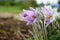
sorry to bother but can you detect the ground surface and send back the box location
[0,13,33,40]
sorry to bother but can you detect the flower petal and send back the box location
[41,7,55,27]
[20,7,40,25]
[41,7,53,17]
[24,16,34,24]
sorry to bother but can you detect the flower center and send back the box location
[32,15,37,20]
[47,14,51,19]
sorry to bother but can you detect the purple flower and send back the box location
[41,7,55,27]
[20,7,40,25]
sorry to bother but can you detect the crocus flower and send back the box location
[41,7,55,27]
[20,7,40,25]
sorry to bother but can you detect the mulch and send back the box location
[0,17,33,40]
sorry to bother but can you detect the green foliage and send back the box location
[0,0,37,9]
[0,6,22,14]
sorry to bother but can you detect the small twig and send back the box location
[18,30,27,40]
[28,29,33,36]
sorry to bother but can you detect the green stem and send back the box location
[43,20,48,40]
[32,23,39,40]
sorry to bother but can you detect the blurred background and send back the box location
[0,0,59,13]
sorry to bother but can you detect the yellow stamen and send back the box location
[48,14,51,19]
